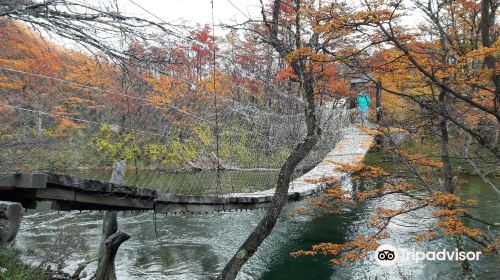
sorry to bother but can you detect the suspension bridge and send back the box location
[0,43,373,218]
[0,125,373,214]
[0,18,375,249]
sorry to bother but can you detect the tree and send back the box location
[289,1,499,279]
[219,0,327,278]
[1,2,181,279]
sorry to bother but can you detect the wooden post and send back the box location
[0,201,23,246]
[95,230,130,280]
[110,160,126,184]
[95,160,127,280]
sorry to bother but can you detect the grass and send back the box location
[391,136,500,176]
[363,149,386,166]
[0,249,45,280]
[364,136,500,180]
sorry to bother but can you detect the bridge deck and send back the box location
[0,126,373,213]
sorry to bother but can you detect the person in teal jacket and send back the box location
[357,90,371,124]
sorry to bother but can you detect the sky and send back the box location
[29,0,262,55]
[37,0,425,54]
[115,0,424,34]
[116,0,261,33]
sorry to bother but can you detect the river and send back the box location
[14,172,500,279]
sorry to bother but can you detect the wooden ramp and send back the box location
[0,126,373,214]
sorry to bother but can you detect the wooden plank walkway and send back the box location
[0,126,373,214]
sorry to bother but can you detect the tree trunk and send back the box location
[219,61,320,279]
[217,133,319,280]
[454,235,476,280]
[374,80,383,149]
[434,18,477,277]
[439,90,453,194]
[95,160,127,280]
[218,52,321,280]
[480,0,500,112]
[95,231,130,280]
[439,90,476,278]
[218,1,322,278]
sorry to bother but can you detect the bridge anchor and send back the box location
[0,201,23,246]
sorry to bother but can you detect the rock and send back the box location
[0,201,23,246]
[187,161,203,172]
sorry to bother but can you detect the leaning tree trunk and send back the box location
[217,1,324,278]
[95,160,129,280]
[218,58,321,279]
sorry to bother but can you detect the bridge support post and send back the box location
[95,215,130,280]
[0,201,23,246]
[96,160,128,280]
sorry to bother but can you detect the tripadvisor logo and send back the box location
[375,244,398,267]
[375,244,482,267]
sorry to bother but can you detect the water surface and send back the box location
[14,174,500,279]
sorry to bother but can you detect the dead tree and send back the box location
[95,160,128,280]
[95,231,130,280]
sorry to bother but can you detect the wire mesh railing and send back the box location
[0,66,352,196]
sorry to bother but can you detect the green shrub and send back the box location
[0,249,45,280]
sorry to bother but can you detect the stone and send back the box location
[0,201,23,245]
